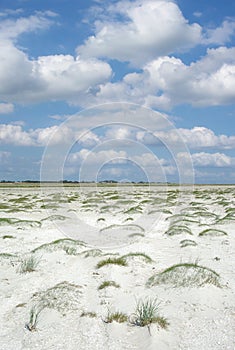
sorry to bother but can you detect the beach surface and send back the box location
[0,184,234,349]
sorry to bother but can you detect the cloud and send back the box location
[177,152,235,168]
[204,20,235,45]
[78,0,202,67]
[68,149,127,165]
[0,9,23,18]
[78,0,235,68]
[35,55,112,102]
[2,116,235,155]
[0,103,14,114]
[66,148,175,182]
[0,5,235,109]
[0,41,112,103]
[0,124,35,146]
[0,11,55,40]
[0,11,112,104]
[153,126,235,150]
[88,46,235,108]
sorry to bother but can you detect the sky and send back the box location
[0,0,235,184]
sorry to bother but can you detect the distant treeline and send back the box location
[0,179,165,184]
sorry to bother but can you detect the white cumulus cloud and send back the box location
[177,151,235,168]
[78,0,202,67]
[88,46,235,108]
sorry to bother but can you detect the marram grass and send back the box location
[199,228,227,237]
[103,310,128,323]
[98,280,120,290]
[96,257,127,268]
[129,298,169,332]
[147,263,221,288]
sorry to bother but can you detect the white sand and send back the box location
[0,184,234,349]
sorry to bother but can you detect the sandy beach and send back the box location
[0,184,234,349]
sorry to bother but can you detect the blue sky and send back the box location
[0,0,235,183]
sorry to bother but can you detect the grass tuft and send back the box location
[104,310,128,323]
[2,235,15,239]
[19,255,40,274]
[25,303,44,331]
[165,224,192,236]
[122,252,153,263]
[80,311,97,318]
[129,298,169,332]
[96,257,127,269]
[98,280,120,290]
[180,239,197,248]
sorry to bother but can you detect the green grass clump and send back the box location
[191,211,217,219]
[147,263,221,288]
[128,233,145,238]
[97,217,105,222]
[2,235,15,239]
[0,252,17,258]
[162,209,172,214]
[0,218,19,226]
[80,249,103,258]
[122,252,153,263]
[124,205,143,214]
[130,298,169,331]
[80,311,97,318]
[19,255,40,274]
[165,225,192,236]
[124,217,134,222]
[104,310,128,323]
[32,238,86,254]
[180,239,197,248]
[25,303,44,332]
[199,229,227,237]
[225,207,235,214]
[41,215,68,222]
[217,214,235,224]
[96,257,127,268]
[0,217,41,227]
[98,280,120,290]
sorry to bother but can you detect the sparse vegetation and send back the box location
[19,255,40,273]
[98,280,120,290]
[122,252,153,263]
[96,257,127,268]
[129,298,169,333]
[103,310,128,323]
[2,235,14,239]
[32,281,82,313]
[199,228,227,237]
[147,262,221,288]
[97,217,105,222]
[25,303,44,331]
[128,233,145,238]
[80,311,97,318]
[100,223,145,233]
[80,249,103,258]
[32,238,86,254]
[180,239,197,248]
[165,224,192,236]
[0,252,16,258]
